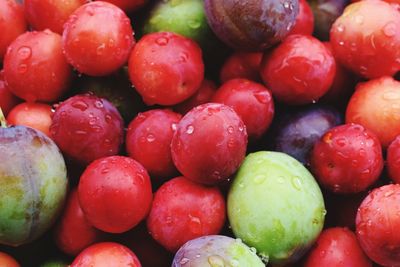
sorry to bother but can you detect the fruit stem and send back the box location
[0,108,7,128]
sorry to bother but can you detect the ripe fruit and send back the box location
[171,103,247,185]
[228,151,325,265]
[387,136,400,184]
[78,156,152,233]
[288,0,314,36]
[128,32,204,106]
[147,177,225,252]
[220,52,263,83]
[0,70,20,116]
[62,1,135,76]
[0,252,20,267]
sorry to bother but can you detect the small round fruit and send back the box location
[0,252,20,267]
[7,102,52,137]
[126,109,182,179]
[50,94,124,165]
[128,32,204,106]
[228,151,325,265]
[288,0,314,36]
[220,52,263,83]
[260,35,336,105]
[0,0,27,61]
[172,235,264,266]
[79,156,152,233]
[212,78,274,141]
[147,177,225,252]
[356,184,400,266]
[171,103,248,185]
[71,242,141,267]
[346,76,400,148]
[304,227,372,267]
[330,0,400,79]
[62,1,135,76]
[310,123,383,194]
[0,126,68,246]
[387,136,400,184]
[4,30,72,102]
[0,70,20,117]
[204,0,299,51]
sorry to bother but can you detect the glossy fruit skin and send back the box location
[126,109,182,179]
[54,189,100,256]
[50,94,124,165]
[346,76,400,148]
[98,0,147,12]
[220,52,263,83]
[78,156,152,233]
[260,34,336,105]
[172,235,264,266]
[304,227,372,267]
[147,177,226,252]
[0,252,20,267]
[4,30,72,103]
[311,124,383,194]
[0,70,21,117]
[24,0,86,34]
[288,0,314,36]
[0,0,27,61]
[7,102,52,137]
[271,105,342,165]
[128,32,204,106]
[62,1,135,76]
[387,136,400,184]
[171,103,248,185]
[212,78,274,141]
[330,0,400,79]
[228,151,325,265]
[174,79,217,115]
[356,184,400,266]
[143,0,213,48]
[0,126,68,246]
[204,0,299,51]
[70,242,142,267]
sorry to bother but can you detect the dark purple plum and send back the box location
[172,235,264,266]
[270,105,342,165]
[204,0,299,51]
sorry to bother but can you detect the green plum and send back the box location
[0,117,68,246]
[228,151,325,265]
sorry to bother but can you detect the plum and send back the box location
[172,235,264,266]
[228,151,325,265]
[204,0,299,51]
[0,116,68,246]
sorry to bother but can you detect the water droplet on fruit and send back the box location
[208,255,225,267]
[101,168,109,174]
[336,24,344,32]
[94,100,103,108]
[96,44,106,55]
[291,176,302,190]
[189,215,202,234]
[17,64,28,74]
[338,41,344,46]
[283,2,290,8]
[259,253,269,264]
[335,137,347,147]
[179,258,190,265]
[171,123,177,131]
[253,91,270,104]
[254,175,266,184]
[333,184,341,192]
[178,52,189,63]
[17,46,32,60]
[188,19,201,29]
[72,100,88,111]
[212,171,221,180]
[238,125,244,132]
[155,37,168,46]
[146,133,155,142]
[186,125,194,134]
[383,22,397,37]
[109,38,115,47]
[74,130,87,136]
[227,126,234,134]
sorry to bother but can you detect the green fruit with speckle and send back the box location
[228,151,325,265]
[0,126,68,246]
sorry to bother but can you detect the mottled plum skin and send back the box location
[304,228,372,267]
[356,184,400,267]
[271,105,342,165]
[0,126,68,246]
[204,0,299,51]
[228,151,325,265]
[172,235,264,266]
[171,103,248,185]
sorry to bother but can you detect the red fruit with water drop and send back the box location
[310,123,383,194]
[356,184,400,266]
[330,0,400,79]
[4,30,72,102]
[62,1,135,76]
[147,176,225,252]
[50,94,124,165]
[78,156,152,233]
[128,32,204,106]
[171,103,248,185]
[212,78,274,141]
